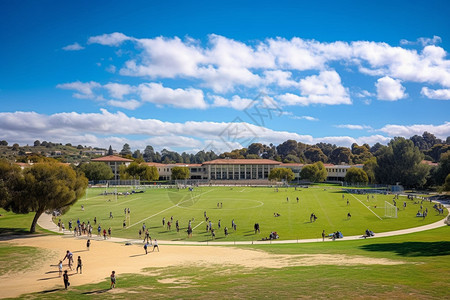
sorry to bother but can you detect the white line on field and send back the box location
[349,194,383,220]
[127,189,214,229]
[239,188,247,192]
[192,221,204,230]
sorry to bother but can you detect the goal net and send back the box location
[384,201,398,218]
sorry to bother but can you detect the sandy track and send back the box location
[0,235,406,299]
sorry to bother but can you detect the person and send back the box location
[224,227,228,236]
[123,220,126,228]
[63,250,74,270]
[347,212,351,219]
[347,199,349,206]
[103,229,107,240]
[63,270,70,289]
[144,242,148,254]
[108,227,111,238]
[58,260,63,277]
[322,230,325,241]
[110,271,116,289]
[162,217,165,226]
[109,211,113,219]
[144,230,150,243]
[139,229,142,238]
[76,256,82,274]
[286,197,289,202]
[97,225,101,236]
[152,239,159,252]
[86,239,91,251]
[94,216,97,224]
[296,197,299,203]
[218,219,221,229]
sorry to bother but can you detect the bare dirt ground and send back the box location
[0,234,407,298]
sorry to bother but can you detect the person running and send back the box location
[63,270,70,289]
[152,239,159,252]
[109,212,113,219]
[76,256,83,274]
[86,239,91,251]
[110,271,116,289]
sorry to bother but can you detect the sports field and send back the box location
[58,185,445,241]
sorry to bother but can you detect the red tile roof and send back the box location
[202,159,282,165]
[280,163,304,167]
[91,155,133,162]
[146,162,166,167]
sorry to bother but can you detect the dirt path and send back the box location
[0,234,407,299]
[0,202,447,298]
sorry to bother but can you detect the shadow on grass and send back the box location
[360,241,450,257]
[82,288,110,295]
[39,288,65,294]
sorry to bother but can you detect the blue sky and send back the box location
[1,0,449,153]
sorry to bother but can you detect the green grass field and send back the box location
[57,185,446,241]
[3,226,448,299]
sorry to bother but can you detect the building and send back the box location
[91,155,133,180]
[146,158,363,182]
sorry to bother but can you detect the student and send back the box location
[63,270,70,289]
[152,239,159,252]
[86,239,91,251]
[144,242,148,254]
[58,260,63,277]
[63,250,74,270]
[110,271,116,289]
[76,256,83,274]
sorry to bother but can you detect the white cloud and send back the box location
[0,109,399,152]
[104,83,134,99]
[138,83,207,109]
[379,122,450,139]
[335,124,372,130]
[279,70,351,106]
[210,95,255,110]
[291,115,319,121]
[62,42,84,51]
[375,76,407,101]
[400,36,442,46]
[107,99,142,110]
[88,32,133,46]
[421,87,450,100]
[56,81,101,99]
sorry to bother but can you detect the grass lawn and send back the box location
[57,186,446,241]
[8,226,449,299]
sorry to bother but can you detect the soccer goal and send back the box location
[384,201,398,218]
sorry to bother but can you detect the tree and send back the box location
[304,147,327,163]
[363,157,377,184]
[0,140,8,146]
[434,151,450,185]
[269,168,295,182]
[120,162,159,181]
[120,143,132,156]
[375,137,429,188]
[329,147,352,165]
[300,162,327,182]
[0,161,88,233]
[345,167,369,184]
[107,145,114,155]
[34,140,41,147]
[171,166,190,180]
[78,162,114,181]
[12,143,20,151]
[444,174,450,191]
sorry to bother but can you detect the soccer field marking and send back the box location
[239,188,247,192]
[312,193,333,226]
[176,199,264,211]
[349,194,383,220]
[127,189,214,229]
[192,220,204,230]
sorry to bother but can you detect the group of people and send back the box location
[310,213,318,222]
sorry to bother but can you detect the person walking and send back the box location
[63,270,70,289]
[86,239,91,251]
[110,271,116,289]
[144,242,148,254]
[76,256,83,274]
[322,230,325,241]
